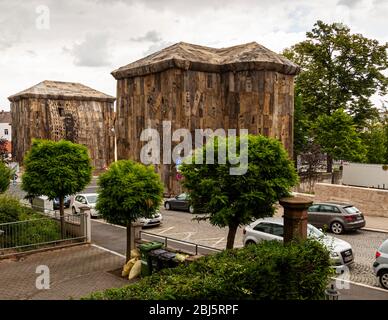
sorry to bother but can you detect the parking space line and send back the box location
[91,244,126,259]
[331,277,388,293]
[213,237,225,246]
[157,227,175,234]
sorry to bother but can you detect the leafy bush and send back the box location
[86,239,333,300]
[0,194,23,224]
[0,195,61,249]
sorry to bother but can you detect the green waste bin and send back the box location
[138,242,164,276]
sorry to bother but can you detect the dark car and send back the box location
[307,202,366,234]
[53,196,71,210]
[164,193,194,213]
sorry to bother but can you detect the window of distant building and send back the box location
[4,129,8,136]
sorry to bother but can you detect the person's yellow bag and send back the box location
[175,253,189,262]
[128,260,141,280]
[121,258,136,277]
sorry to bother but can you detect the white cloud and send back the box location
[64,32,112,67]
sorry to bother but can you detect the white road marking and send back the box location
[332,277,388,293]
[157,227,175,234]
[91,244,126,259]
[91,219,126,229]
[213,237,225,246]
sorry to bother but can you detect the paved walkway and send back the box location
[0,245,127,300]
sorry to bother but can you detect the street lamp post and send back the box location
[325,283,340,300]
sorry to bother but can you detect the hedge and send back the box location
[85,239,333,300]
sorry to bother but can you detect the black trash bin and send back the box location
[148,249,168,273]
[159,252,178,269]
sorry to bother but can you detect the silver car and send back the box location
[243,217,354,268]
[138,211,163,227]
[373,239,388,290]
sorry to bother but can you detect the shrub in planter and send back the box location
[85,239,333,300]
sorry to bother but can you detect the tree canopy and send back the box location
[96,160,164,261]
[0,161,12,193]
[283,20,388,128]
[180,134,298,249]
[312,109,366,163]
[21,139,92,237]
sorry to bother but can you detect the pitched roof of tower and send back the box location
[8,80,116,102]
[112,41,300,79]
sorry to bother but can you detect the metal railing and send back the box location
[0,213,87,257]
[139,231,222,256]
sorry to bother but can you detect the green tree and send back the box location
[96,160,164,261]
[284,20,388,170]
[361,123,387,164]
[180,135,298,249]
[21,139,92,238]
[313,109,366,164]
[293,90,312,163]
[0,161,12,193]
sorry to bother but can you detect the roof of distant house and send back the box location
[112,41,300,79]
[8,80,116,102]
[0,111,11,124]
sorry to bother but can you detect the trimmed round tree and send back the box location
[180,134,298,249]
[0,161,12,193]
[96,160,164,261]
[22,139,92,238]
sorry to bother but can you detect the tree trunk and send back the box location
[126,222,132,263]
[226,222,239,249]
[326,154,333,173]
[59,195,65,239]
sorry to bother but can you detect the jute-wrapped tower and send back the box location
[9,80,115,171]
[112,42,300,194]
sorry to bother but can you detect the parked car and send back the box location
[137,211,163,227]
[307,202,365,234]
[243,217,354,268]
[373,239,388,290]
[53,196,71,210]
[72,193,99,218]
[164,193,194,213]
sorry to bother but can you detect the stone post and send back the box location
[279,197,313,244]
[79,206,92,243]
[130,222,143,250]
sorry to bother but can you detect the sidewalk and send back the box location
[0,244,127,300]
[363,215,388,233]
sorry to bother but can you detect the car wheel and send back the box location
[245,240,256,246]
[189,205,194,214]
[165,202,171,210]
[330,221,344,234]
[72,206,77,215]
[379,270,388,290]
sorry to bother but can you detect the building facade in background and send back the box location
[8,80,116,171]
[0,110,12,160]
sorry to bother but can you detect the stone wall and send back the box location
[314,183,388,218]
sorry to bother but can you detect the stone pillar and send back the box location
[130,222,143,250]
[79,206,92,243]
[279,197,313,244]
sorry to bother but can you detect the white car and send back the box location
[72,193,100,218]
[137,211,163,227]
[243,217,354,268]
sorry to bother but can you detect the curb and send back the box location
[362,227,388,234]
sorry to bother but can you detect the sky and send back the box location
[0,0,387,110]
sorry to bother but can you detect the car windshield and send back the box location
[344,206,360,214]
[86,195,98,204]
[307,224,324,239]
